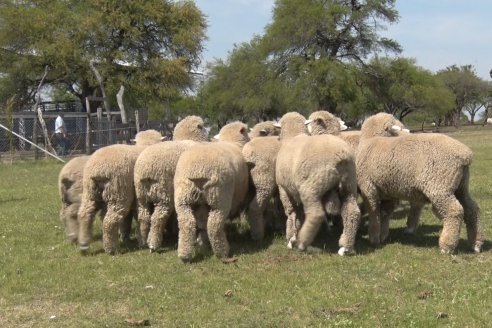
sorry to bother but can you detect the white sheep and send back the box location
[242,135,282,240]
[77,129,164,254]
[134,115,209,251]
[275,112,361,255]
[174,121,250,262]
[58,155,90,243]
[356,113,484,253]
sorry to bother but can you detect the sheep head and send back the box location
[173,115,209,142]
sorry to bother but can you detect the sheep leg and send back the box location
[148,203,171,252]
[456,186,484,253]
[404,203,424,234]
[176,204,197,262]
[279,187,298,248]
[338,194,361,255]
[78,197,98,252]
[207,208,230,258]
[297,198,325,251]
[365,197,382,246]
[119,207,134,244]
[195,205,210,247]
[380,200,396,243]
[137,200,152,248]
[247,191,269,241]
[431,195,463,254]
[102,203,131,255]
[61,203,80,243]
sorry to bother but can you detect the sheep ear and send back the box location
[213,134,220,140]
[390,125,402,133]
[304,119,313,125]
[161,136,167,141]
[339,121,348,131]
[273,122,281,128]
[130,139,136,144]
[249,128,253,132]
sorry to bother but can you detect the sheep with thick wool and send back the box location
[174,121,250,262]
[58,155,90,243]
[134,116,209,251]
[275,112,361,255]
[77,129,164,254]
[248,121,280,138]
[306,110,424,234]
[242,134,282,240]
[356,112,484,253]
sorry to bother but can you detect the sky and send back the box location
[193,0,492,80]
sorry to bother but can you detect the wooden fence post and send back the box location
[85,97,92,154]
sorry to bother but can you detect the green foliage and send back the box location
[0,0,206,111]
[437,65,491,126]
[364,57,455,123]
[1,128,492,327]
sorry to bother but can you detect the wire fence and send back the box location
[0,109,175,162]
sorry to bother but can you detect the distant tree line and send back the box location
[1,0,490,129]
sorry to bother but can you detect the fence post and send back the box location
[32,114,39,159]
[135,110,140,133]
[85,97,92,154]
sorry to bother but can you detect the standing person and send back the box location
[55,113,68,156]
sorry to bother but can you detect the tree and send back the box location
[364,57,454,123]
[436,65,489,126]
[200,36,287,127]
[0,0,206,112]
[262,0,401,113]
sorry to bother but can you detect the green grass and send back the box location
[1,128,492,327]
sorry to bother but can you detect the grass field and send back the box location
[0,128,491,327]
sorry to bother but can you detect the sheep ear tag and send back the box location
[213,134,220,140]
[304,119,313,125]
[339,121,348,131]
[273,122,281,128]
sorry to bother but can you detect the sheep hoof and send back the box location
[287,236,297,249]
[179,256,192,264]
[440,248,452,255]
[473,244,482,253]
[404,227,416,234]
[297,242,306,252]
[338,247,354,256]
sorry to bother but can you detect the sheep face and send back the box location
[173,115,209,142]
[277,112,307,140]
[360,113,407,139]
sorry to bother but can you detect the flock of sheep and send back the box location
[58,111,485,262]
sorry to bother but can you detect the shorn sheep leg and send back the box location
[207,208,230,258]
[431,194,463,254]
[103,203,132,255]
[148,203,171,252]
[455,168,484,252]
[404,203,424,234]
[279,187,298,248]
[78,197,98,252]
[176,204,197,262]
[338,194,361,255]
